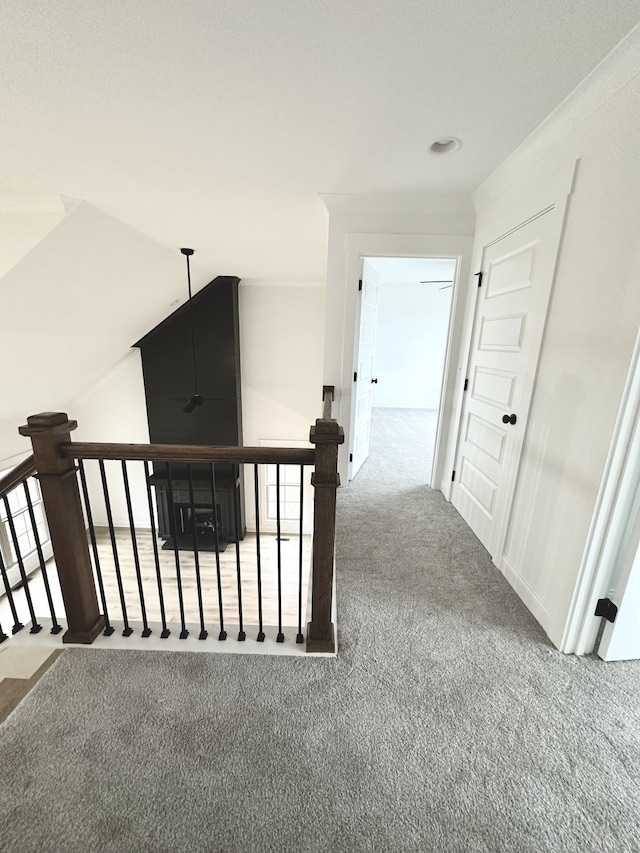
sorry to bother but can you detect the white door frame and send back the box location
[562,326,640,654]
[348,262,379,481]
[341,234,474,489]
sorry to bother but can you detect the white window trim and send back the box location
[253,439,314,536]
[0,472,52,590]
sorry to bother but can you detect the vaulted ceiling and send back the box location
[2,2,640,281]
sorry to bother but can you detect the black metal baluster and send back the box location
[99,459,132,637]
[187,464,207,640]
[254,464,265,642]
[166,463,188,639]
[210,464,226,641]
[0,617,7,644]
[232,463,245,641]
[275,465,284,643]
[0,548,23,634]
[144,461,169,638]
[78,460,114,636]
[122,461,151,638]
[23,480,62,634]
[296,465,304,644]
[3,497,42,633]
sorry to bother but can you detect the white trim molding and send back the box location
[562,326,640,654]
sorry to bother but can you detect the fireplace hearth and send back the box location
[161,504,228,552]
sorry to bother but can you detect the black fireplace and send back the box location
[134,276,246,548]
[150,465,240,551]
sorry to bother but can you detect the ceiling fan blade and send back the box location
[438,284,453,290]
[420,280,454,284]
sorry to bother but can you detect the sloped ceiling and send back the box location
[0,202,211,454]
[0,195,69,281]
[2,2,640,281]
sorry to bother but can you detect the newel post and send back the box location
[307,404,344,653]
[19,413,104,643]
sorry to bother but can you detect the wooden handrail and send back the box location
[0,454,36,500]
[60,442,315,466]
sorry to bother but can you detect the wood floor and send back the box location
[86,527,311,633]
[0,649,62,724]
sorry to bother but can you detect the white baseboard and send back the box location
[439,478,452,501]
[498,554,551,635]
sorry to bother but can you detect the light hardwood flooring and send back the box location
[0,648,62,723]
[92,527,311,632]
[2,528,311,636]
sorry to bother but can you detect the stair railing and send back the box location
[17,387,343,653]
[0,454,62,640]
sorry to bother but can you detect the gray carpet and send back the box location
[2,408,640,852]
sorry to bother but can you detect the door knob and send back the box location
[502,413,517,425]
[371,378,378,384]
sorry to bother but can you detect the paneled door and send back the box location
[350,276,378,479]
[452,208,562,558]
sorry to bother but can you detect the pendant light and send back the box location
[180,247,204,414]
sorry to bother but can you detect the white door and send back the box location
[350,276,378,479]
[451,209,563,557]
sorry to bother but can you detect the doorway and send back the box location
[349,256,457,484]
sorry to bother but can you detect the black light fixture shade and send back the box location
[183,393,205,414]
[180,247,204,414]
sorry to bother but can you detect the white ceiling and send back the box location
[2,2,640,281]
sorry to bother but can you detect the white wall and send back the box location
[70,350,151,528]
[239,281,325,531]
[371,277,453,409]
[465,30,640,651]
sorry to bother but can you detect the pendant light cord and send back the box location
[185,251,199,396]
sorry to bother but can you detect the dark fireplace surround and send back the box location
[134,275,245,549]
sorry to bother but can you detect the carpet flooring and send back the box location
[1,408,640,852]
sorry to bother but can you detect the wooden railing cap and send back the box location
[19,412,78,437]
[310,423,345,444]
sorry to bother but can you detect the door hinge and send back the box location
[464,378,469,391]
[349,453,353,462]
[451,470,456,482]
[595,598,618,623]
[475,271,483,288]
[353,371,358,382]
[358,279,363,291]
